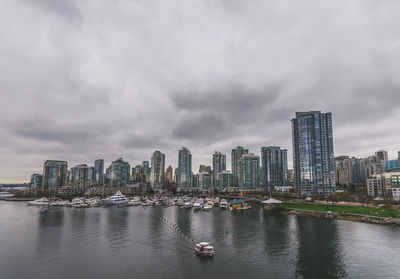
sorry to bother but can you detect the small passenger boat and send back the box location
[195,242,215,256]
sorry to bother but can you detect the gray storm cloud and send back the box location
[1,0,400,182]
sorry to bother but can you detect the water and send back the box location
[0,201,399,279]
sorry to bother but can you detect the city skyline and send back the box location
[2,133,400,184]
[2,1,400,183]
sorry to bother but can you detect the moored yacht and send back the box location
[219,199,227,209]
[103,191,129,205]
[202,203,211,211]
[193,200,203,210]
[28,197,50,206]
[184,201,193,208]
[128,197,141,206]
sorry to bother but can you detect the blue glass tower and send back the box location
[178,147,192,190]
[94,159,104,185]
[291,111,335,196]
[261,146,288,192]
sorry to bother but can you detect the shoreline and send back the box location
[282,208,400,226]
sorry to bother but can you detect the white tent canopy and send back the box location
[261,198,282,204]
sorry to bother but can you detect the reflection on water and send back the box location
[0,201,399,279]
[295,215,347,279]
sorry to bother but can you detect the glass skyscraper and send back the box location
[231,146,248,187]
[94,159,104,185]
[43,160,68,190]
[151,150,165,193]
[212,151,226,191]
[239,153,260,191]
[30,173,43,189]
[109,158,130,187]
[291,111,335,196]
[261,146,288,192]
[178,147,192,189]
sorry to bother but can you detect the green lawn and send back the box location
[281,203,400,219]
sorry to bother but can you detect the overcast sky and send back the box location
[1,0,400,182]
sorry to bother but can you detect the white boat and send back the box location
[220,199,227,209]
[202,203,211,211]
[184,201,193,208]
[128,197,141,206]
[0,192,14,200]
[87,198,100,207]
[50,200,69,206]
[103,191,129,205]
[193,201,203,210]
[28,197,50,206]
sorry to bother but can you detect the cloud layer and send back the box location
[1,0,400,182]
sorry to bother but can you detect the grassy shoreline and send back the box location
[280,202,400,219]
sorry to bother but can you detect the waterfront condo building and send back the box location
[261,146,288,192]
[43,160,68,190]
[151,150,165,193]
[239,153,260,191]
[335,156,352,188]
[350,157,365,185]
[165,165,173,184]
[30,173,43,189]
[218,170,233,190]
[231,146,249,187]
[199,172,212,192]
[212,151,226,191]
[142,161,151,183]
[94,159,104,185]
[109,158,130,187]
[291,111,335,196]
[178,147,192,189]
[191,174,199,189]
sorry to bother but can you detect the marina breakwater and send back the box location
[284,208,400,226]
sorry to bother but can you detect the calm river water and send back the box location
[0,201,399,279]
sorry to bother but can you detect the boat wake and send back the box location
[159,216,195,244]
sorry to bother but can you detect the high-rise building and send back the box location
[142,161,151,183]
[364,155,385,178]
[109,158,130,187]
[178,147,192,189]
[239,153,260,191]
[375,150,388,163]
[218,171,233,190]
[199,165,212,174]
[261,146,288,192]
[105,166,111,185]
[335,156,352,187]
[165,165,173,184]
[350,157,365,185]
[231,146,249,187]
[385,160,399,172]
[287,169,294,186]
[70,164,90,183]
[212,151,226,191]
[43,160,68,190]
[151,151,165,193]
[174,167,179,183]
[191,174,199,189]
[132,164,145,182]
[30,173,43,189]
[291,111,335,196]
[199,172,212,192]
[366,175,385,198]
[94,159,104,185]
